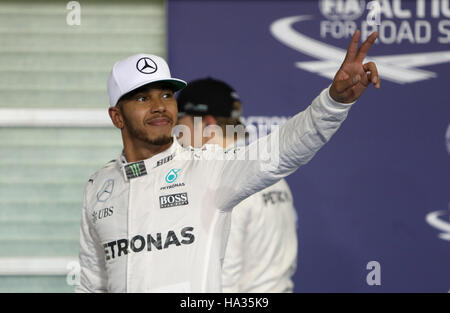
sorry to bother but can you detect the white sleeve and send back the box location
[215,86,354,211]
[221,201,251,292]
[75,186,108,293]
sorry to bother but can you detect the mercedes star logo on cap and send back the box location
[136,57,157,74]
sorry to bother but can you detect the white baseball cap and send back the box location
[107,53,187,107]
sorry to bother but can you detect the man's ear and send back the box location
[108,106,124,129]
[204,115,217,127]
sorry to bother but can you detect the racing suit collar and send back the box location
[116,135,181,181]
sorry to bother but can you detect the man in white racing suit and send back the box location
[76,30,380,292]
[176,78,298,292]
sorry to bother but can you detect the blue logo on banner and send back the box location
[270,7,450,84]
[165,169,181,183]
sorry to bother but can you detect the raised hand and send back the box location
[329,30,380,104]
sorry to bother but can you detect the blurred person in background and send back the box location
[176,78,298,292]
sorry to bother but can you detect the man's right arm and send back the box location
[75,186,108,293]
[211,31,379,211]
[212,86,353,211]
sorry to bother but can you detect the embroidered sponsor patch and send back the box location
[124,161,147,179]
[159,192,189,208]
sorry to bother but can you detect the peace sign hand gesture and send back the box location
[329,30,380,104]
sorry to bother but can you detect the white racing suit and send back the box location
[222,178,298,293]
[76,87,354,292]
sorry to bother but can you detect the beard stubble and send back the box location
[122,113,173,146]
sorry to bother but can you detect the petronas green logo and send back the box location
[165,169,181,183]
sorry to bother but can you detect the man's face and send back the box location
[116,83,178,146]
